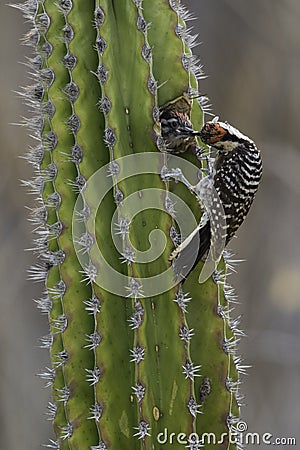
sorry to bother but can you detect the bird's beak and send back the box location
[178,127,201,137]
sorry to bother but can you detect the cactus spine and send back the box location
[17,0,244,449]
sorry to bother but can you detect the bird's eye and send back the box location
[168,118,179,129]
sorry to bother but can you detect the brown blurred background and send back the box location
[184,0,300,447]
[1,1,300,448]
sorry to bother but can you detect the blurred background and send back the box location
[1,1,299,448]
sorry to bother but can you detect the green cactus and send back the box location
[17,1,243,449]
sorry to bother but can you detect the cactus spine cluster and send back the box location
[16,0,245,449]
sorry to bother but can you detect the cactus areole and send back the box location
[17,0,246,449]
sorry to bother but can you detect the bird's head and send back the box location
[197,118,253,152]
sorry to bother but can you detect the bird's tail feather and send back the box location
[173,221,211,281]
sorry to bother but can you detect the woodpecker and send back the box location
[169,119,263,279]
[159,94,198,154]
